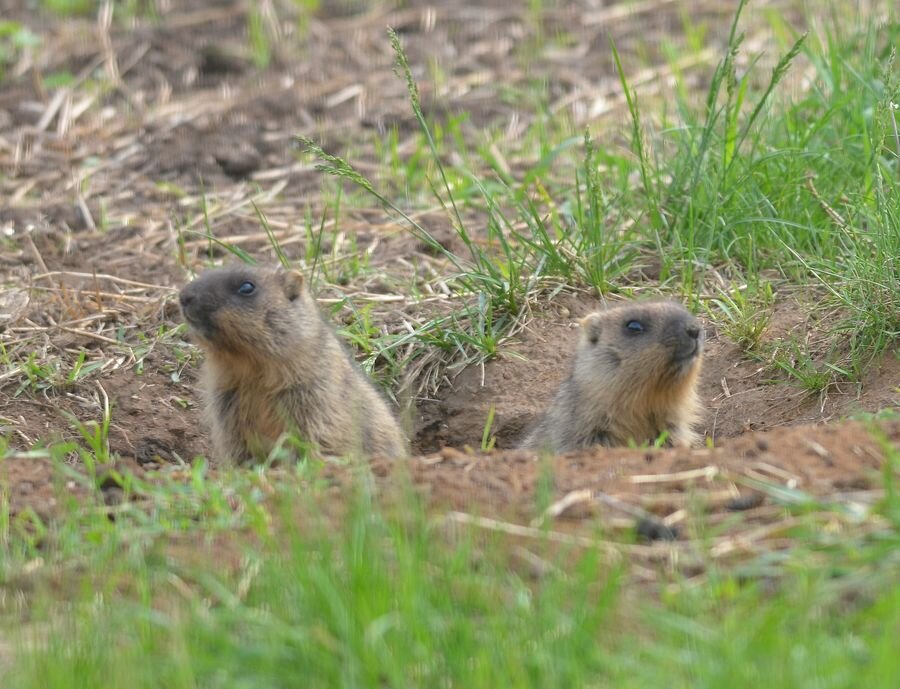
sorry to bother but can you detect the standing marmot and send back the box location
[179,264,407,463]
[520,301,704,452]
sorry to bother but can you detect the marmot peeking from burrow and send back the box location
[179,265,407,464]
[520,301,704,453]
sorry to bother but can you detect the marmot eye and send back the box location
[237,281,256,296]
[625,320,644,333]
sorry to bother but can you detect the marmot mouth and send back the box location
[676,342,700,359]
[670,342,701,369]
[182,308,218,342]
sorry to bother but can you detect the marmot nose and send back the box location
[179,289,194,309]
[685,324,700,340]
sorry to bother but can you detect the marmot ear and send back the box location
[580,313,602,345]
[279,269,306,301]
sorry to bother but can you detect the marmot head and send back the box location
[576,301,704,385]
[179,265,312,359]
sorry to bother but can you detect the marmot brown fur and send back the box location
[520,301,704,452]
[179,264,407,463]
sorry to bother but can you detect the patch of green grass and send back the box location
[39,0,158,19]
[564,131,639,291]
[291,0,320,36]
[480,404,497,451]
[335,299,405,392]
[706,280,775,352]
[9,521,613,687]
[766,336,835,393]
[0,21,41,81]
[247,3,272,70]
[849,406,899,422]
[14,350,105,396]
[3,431,899,688]
[301,130,527,385]
[39,0,95,17]
[620,0,898,361]
[129,323,197,380]
[300,28,639,390]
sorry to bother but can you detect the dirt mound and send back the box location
[4,418,895,575]
[391,418,898,521]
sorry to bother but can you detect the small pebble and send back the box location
[636,517,678,542]
[725,493,765,511]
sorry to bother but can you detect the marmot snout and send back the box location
[521,300,704,452]
[180,266,309,361]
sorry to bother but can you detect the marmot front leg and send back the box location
[206,387,252,464]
